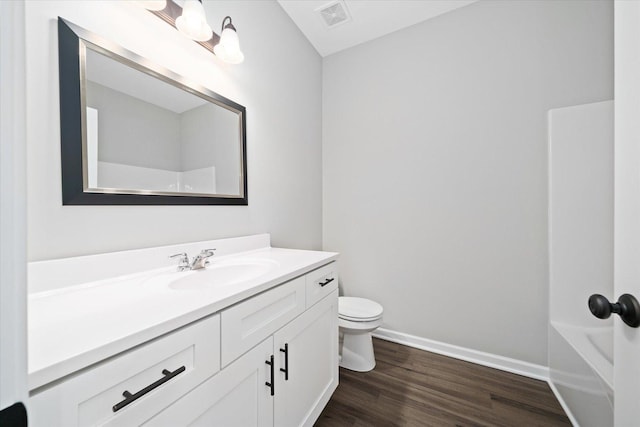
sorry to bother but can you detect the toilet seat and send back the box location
[339,313,382,322]
[339,297,383,322]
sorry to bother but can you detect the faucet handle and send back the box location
[169,252,189,261]
[201,248,216,257]
[169,253,190,271]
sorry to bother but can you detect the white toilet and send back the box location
[338,296,384,372]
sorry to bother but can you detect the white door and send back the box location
[614,1,640,425]
[273,292,339,427]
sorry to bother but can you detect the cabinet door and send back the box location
[144,337,274,427]
[273,290,338,427]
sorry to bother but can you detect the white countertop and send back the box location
[28,244,338,391]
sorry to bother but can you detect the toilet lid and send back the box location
[339,297,383,321]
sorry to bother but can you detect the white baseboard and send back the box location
[372,327,550,381]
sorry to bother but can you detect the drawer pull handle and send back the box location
[280,343,289,380]
[112,365,186,412]
[319,277,334,287]
[265,355,275,396]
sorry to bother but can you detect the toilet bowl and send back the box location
[338,297,383,372]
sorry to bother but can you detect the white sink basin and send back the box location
[143,259,279,291]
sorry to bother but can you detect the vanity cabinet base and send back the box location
[28,260,339,427]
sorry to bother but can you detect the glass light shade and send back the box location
[213,27,245,64]
[136,0,166,11]
[175,0,213,42]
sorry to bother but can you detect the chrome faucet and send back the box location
[170,249,216,271]
[190,249,216,270]
[169,252,191,272]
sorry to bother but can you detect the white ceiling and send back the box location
[277,0,477,57]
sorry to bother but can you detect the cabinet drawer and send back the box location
[29,314,220,427]
[221,277,305,366]
[305,262,338,308]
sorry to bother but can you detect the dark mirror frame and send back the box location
[58,18,248,205]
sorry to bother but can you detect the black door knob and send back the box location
[588,293,640,328]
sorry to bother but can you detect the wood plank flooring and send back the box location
[315,338,570,427]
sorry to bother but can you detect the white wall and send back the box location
[323,0,613,365]
[26,0,323,260]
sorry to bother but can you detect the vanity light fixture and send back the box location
[213,17,244,64]
[143,0,244,64]
[175,0,213,42]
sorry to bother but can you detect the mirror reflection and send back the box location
[83,47,243,197]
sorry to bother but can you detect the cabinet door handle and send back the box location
[279,343,289,380]
[112,365,186,412]
[265,355,275,396]
[319,277,334,287]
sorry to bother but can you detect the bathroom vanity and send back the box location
[27,235,339,426]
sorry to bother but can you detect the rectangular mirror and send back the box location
[58,18,247,205]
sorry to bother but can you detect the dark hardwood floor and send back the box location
[316,338,571,427]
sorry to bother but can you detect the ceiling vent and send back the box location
[316,0,351,28]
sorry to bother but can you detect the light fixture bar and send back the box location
[148,0,220,54]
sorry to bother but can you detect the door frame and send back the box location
[614,1,640,425]
[0,0,28,418]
